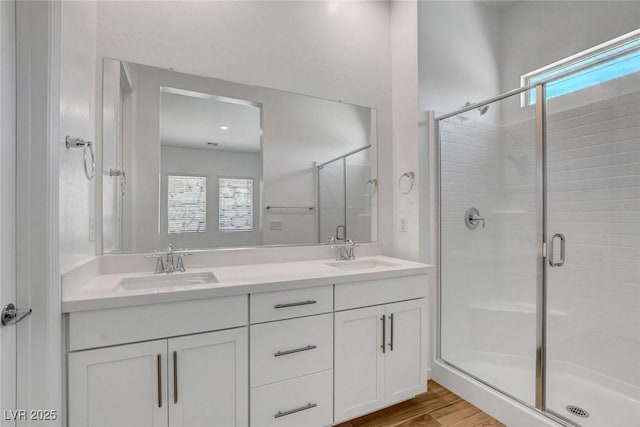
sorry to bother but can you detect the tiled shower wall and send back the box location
[545,90,640,389]
[440,117,513,359]
[440,89,640,392]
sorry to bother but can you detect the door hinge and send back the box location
[542,242,548,258]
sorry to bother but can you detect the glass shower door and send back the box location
[438,91,539,406]
[544,76,640,425]
[318,159,346,244]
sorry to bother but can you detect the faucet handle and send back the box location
[346,239,358,260]
[175,252,191,272]
[145,252,165,274]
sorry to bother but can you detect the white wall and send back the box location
[96,0,394,253]
[59,1,97,272]
[0,0,16,417]
[391,0,420,261]
[418,1,501,114]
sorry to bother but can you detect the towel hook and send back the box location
[66,136,95,180]
[398,171,415,194]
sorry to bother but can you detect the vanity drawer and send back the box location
[251,313,333,387]
[335,274,428,311]
[251,370,333,427]
[68,295,248,351]
[250,285,333,323]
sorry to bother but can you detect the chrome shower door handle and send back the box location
[548,233,566,267]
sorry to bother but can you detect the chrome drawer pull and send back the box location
[274,300,317,309]
[274,345,317,357]
[157,354,162,408]
[381,315,386,353]
[274,402,317,418]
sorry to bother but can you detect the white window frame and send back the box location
[521,29,640,106]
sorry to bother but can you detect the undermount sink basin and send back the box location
[326,259,400,271]
[116,272,218,291]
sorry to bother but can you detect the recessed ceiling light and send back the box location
[219,125,230,131]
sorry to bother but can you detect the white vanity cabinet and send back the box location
[68,340,169,427]
[334,276,428,424]
[63,260,431,427]
[249,285,334,427]
[67,296,249,427]
[69,328,248,427]
[168,329,249,427]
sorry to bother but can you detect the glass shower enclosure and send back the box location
[435,55,640,426]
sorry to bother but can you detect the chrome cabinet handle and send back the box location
[389,313,394,351]
[274,402,317,418]
[549,233,566,267]
[157,354,162,408]
[173,351,178,404]
[274,300,317,309]
[274,345,317,357]
[381,315,386,353]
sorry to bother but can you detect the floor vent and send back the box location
[566,405,589,418]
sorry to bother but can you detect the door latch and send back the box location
[1,303,32,326]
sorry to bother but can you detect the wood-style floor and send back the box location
[336,380,506,427]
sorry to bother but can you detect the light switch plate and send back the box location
[269,220,283,231]
[400,216,408,233]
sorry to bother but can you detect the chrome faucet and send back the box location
[146,244,191,274]
[331,238,358,261]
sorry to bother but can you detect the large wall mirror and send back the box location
[102,59,378,253]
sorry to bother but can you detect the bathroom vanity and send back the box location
[63,255,431,427]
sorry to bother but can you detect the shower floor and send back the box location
[453,351,640,426]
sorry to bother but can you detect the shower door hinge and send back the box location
[542,242,548,258]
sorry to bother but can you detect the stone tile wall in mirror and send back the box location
[102,59,378,253]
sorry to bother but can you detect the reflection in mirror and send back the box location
[159,88,262,250]
[102,59,377,253]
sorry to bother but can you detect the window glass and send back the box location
[523,35,640,104]
[219,178,253,231]
[168,175,207,234]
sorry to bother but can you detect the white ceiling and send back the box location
[160,88,261,153]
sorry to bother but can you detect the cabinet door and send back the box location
[334,305,386,423]
[168,327,248,427]
[384,299,427,405]
[68,340,168,427]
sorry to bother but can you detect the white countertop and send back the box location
[62,256,433,313]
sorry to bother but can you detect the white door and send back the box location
[334,305,385,423]
[68,340,169,427]
[168,328,248,427]
[384,299,427,405]
[0,0,17,424]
